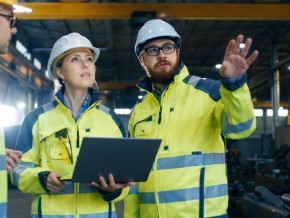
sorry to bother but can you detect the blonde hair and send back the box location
[53,79,62,95]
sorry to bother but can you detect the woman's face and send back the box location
[56,50,96,90]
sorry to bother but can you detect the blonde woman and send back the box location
[11,33,133,218]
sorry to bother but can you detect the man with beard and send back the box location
[124,19,259,218]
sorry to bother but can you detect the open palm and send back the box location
[220,34,259,78]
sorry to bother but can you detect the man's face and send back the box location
[0,4,17,54]
[139,38,179,85]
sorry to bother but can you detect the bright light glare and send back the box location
[13,5,32,14]
[240,43,245,48]
[254,109,263,117]
[267,109,273,116]
[138,95,143,99]
[114,108,131,115]
[17,101,25,109]
[278,108,288,116]
[266,108,288,117]
[0,105,17,127]
[215,64,222,69]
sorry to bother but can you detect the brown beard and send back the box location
[148,56,179,84]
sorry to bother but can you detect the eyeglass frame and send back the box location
[140,44,177,56]
[0,13,16,28]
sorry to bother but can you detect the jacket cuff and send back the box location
[99,189,122,202]
[220,74,247,91]
[38,171,51,195]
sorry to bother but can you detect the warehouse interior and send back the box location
[2,0,290,217]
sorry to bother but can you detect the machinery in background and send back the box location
[227,126,290,217]
[242,186,290,218]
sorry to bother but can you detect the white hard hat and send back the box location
[134,19,181,56]
[46,32,100,81]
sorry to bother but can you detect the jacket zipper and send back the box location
[158,106,162,124]
[76,128,80,148]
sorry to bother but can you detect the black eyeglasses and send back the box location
[141,44,177,56]
[0,14,16,28]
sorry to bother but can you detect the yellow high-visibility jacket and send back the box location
[0,127,7,218]
[11,89,129,218]
[124,63,256,218]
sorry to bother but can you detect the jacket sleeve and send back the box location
[218,74,256,139]
[100,186,130,203]
[10,111,48,194]
[124,184,140,218]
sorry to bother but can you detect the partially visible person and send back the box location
[124,19,259,218]
[11,32,133,217]
[5,148,22,173]
[0,0,30,217]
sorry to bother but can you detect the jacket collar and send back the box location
[55,87,101,107]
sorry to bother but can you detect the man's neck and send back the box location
[153,83,164,91]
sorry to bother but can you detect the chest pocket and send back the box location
[39,128,73,179]
[134,115,155,138]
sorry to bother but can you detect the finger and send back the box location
[6,156,16,166]
[108,174,115,186]
[91,182,101,189]
[47,172,58,182]
[47,178,65,192]
[10,155,20,166]
[246,50,259,66]
[6,164,12,174]
[223,39,235,60]
[239,38,252,58]
[47,172,63,187]
[55,177,66,188]
[6,150,20,164]
[5,148,13,156]
[15,150,23,159]
[127,181,136,187]
[46,172,60,192]
[98,176,108,188]
[47,184,60,192]
[6,156,16,170]
[233,34,244,55]
[116,181,136,189]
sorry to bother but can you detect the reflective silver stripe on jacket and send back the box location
[139,184,228,204]
[222,114,254,135]
[49,182,99,195]
[157,152,225,170]
[31,211,117,218]
[0,202,7,217]
[11,162,35,188]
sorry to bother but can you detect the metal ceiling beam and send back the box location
[0,64,37,91]
[17,3,290,20]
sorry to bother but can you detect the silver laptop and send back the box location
[71,137,161,183]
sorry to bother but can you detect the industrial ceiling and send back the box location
[5,0,290,110]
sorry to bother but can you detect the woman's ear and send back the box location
[56,67,65,80]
